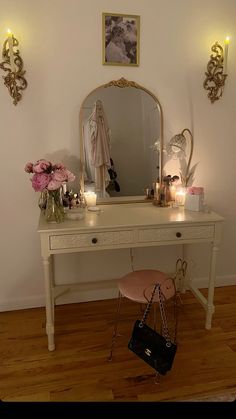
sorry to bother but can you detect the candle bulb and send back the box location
[223,36,230,74]
[155,182,160,200]
[7,29,15,72]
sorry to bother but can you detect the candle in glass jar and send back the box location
[175,189,186,206]
[84,191,97,207]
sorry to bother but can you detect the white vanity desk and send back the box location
[38,202,224,351]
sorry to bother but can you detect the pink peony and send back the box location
[31,173,51,192]
[53,163,65,170]
[24,162,34,173]
[33,159,52,174]
[65,170,76,182]
[25,158,75,195]
[47,179,63,191]
[52,169,68,183]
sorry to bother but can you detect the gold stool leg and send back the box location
[154,372,161,385]
[108,291,122,362]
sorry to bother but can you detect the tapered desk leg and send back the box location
[49,255,55,323]
[43,256,55,351]
[205,245,219,330]
[180,244,188,293]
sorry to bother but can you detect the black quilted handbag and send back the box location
[128,283,177,375]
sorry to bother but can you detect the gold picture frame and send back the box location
[102,12,140,66]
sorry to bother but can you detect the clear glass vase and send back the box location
[38,190,47,210]
[44,188,65,223]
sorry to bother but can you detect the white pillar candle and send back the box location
[7,29,15,72]
[84,191,97,207]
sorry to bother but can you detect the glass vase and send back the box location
[38,190,47,211]
[45,188,65,223]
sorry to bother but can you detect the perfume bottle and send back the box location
[159,184,168,207]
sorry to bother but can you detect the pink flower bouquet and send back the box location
[25,159,76,223]
[24,159,75,192]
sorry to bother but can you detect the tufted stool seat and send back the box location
[109,269,176,361]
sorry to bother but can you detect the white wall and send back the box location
[0,0,236,311]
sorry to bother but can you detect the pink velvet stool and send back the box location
[108,269,176,361]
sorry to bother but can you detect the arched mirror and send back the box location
[79,78,163,203]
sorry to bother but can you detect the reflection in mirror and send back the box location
[79,79,163,202]
[167,128,194,187]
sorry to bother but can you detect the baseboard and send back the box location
[1,275,236,312]
[0,279,118,312]
[192,274,236,289]
[0,295,46,312]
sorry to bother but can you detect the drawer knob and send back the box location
[92,237,98,244]
[176,232,182,238]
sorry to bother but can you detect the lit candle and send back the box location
[175,189,186,206]
[84,191,97,208]
[223,36,230,74]
[7,29,15,72]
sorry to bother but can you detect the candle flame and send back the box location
[7,28,12,37]
[225,36,230,44]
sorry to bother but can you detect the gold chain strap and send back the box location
[139,283,172,347]
[158,285,172,347]
[139,283,158,327]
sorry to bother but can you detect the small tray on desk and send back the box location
[64,208,85,221]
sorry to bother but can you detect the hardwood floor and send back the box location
[1,286,236,402]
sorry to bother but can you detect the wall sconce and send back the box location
[167,128,194,187]
[0,29,27,105]
[203,37,230,103]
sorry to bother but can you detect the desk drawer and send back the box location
[50,230,134,250]
[138,225,214,243]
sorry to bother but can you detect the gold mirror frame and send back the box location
[79,77,163,202]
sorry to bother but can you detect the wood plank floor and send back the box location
[1,286,236,402]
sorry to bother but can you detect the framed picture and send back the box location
[102,12,140,66]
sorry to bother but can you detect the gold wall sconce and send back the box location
[203,37,230,103]
[0,29,27,105]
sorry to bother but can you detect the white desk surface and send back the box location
[38,202,224,233]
